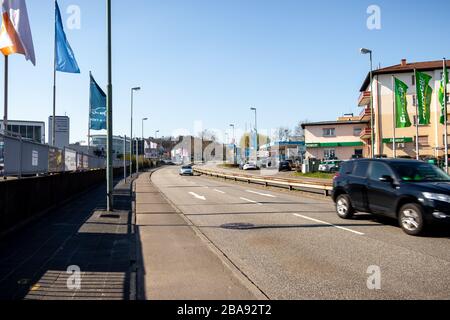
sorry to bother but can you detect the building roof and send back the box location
[301,120,369,129]
[360,59,450,92]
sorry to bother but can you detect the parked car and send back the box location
[332,159,450,236]
[243,162,258,171]
[319,160,343,173]
[179,165,194,176]
[278,161,292,172]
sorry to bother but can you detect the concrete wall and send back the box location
[0,168,127,236]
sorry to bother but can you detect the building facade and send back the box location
[359,59,450,159]
[90,135,132,158]
[303,116,369,160]
[0,120,45,144]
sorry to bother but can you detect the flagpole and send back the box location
[414,70,420,161]
[3,56,8,134]
[444,58,449,173]
[52,0,57,147]
[106,0,114,211]
[392,76,396,158]
[88,71,91,151]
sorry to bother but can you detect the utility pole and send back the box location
[106,0,114,211]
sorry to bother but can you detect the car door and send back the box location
[346,161,370,211]
[367,162,398,217]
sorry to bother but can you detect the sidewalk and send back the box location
[135,172,262,300]
[0,179,135,300]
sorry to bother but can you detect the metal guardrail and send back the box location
[194,167,333,197]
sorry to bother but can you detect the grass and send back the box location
[293,172,335,180]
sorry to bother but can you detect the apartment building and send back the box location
[302,115,369,160]
[358,59,450,159]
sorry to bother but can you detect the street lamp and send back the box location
[250,107,258,154]
[230,124,236,164]
[360,48,375,159]
[155,130,160,139]
[137,117,148,174]
[130,87,141,176]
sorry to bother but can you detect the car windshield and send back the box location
[182,166,192,170]
[391,162,450,182]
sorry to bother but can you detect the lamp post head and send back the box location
[132,87,141,91]
[360,48,372,55]
[142,117,148,121]
[250,107,256,111]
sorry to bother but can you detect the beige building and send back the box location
[358,59,450,159]
[303,115,369,160]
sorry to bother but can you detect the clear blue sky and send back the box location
[2,0,450,144]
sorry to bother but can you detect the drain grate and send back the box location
[221,223,256,230]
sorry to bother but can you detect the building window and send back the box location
[412,74,415,86]
[323,128,336,137]
[354,149,363,158]
[324,149,336,159]
[412,95,416,106]
[353,128,362,136]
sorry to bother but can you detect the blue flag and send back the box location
[55,1,80,73]
[89,73,107,130]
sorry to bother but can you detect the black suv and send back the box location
[332,159,450,236]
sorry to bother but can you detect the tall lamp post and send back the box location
[130,87,141,176]
[250,107,258,157]
[360,48,375,159]
[230,124,236,164]
[139,117,148,173]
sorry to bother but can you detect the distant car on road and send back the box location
[243,162,258,171]
[332,159,450,236]
[278,161,292,172]
[319,160,343,173]
[179,165,194,176]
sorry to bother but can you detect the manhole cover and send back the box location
[221,223,256,230]
[100,214,121,219]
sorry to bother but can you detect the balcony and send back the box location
[358,91,371,106]
[360,128,372,140]
[359,107,372,121]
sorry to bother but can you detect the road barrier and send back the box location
[194,167,333,196]
[0,132,128,177]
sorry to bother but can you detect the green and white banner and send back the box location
[394,77,411,128]
[415,71,432,125]
[439,63,449,124]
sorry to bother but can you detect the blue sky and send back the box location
[2,0,450,144]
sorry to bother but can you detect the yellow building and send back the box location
[359,59,450,160]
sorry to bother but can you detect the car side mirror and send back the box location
[379,175,394,184]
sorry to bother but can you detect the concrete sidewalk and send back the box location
[135,172,264,300]
[0,179,135,300]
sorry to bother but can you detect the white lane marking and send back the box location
[214,189,226,194]
[293,214,365,236]
[240,197,263,206]
[189,192,206,201]
[246,190,276,198]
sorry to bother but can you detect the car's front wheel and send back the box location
[398,203,425,236]
[335,194,355,219]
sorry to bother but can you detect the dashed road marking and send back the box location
[189,192,206,201]
[293,214,365,236]
[246,190,276,198]
[214,189,226,194]
[240,197,263,206]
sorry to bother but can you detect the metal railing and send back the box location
[194,167,333,196]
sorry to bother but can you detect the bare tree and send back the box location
[274,127,292,141]
[294,120,309,138]
[199,129,217,142]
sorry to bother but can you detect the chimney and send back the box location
[401,59,407,67]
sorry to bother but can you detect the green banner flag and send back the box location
[415,71,433,125]
[394,77,411,128]
[439,63,449,124]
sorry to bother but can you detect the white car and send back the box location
[243,162,258,171]
[179,165,194,176]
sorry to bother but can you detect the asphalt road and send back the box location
[151,166,450,300]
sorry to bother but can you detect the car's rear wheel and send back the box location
[398,203,425,236]
[335,194,354,219]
